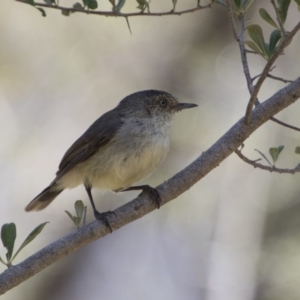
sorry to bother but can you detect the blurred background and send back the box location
[1,0,300,299]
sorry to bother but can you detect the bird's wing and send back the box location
[56,109,122,179]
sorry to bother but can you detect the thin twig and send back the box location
[252,66,276,83]
[270,0,286,36]
[225,0,253,95]
[15,0,211,17]
[225,0,238,40]
[244,21,300,124]
[235,149,300,174]
[267,74,293,84]
[270,117,300,132]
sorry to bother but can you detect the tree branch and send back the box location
[270,0,286,36]
[1,77,300,295]
[15,0,211,17]
[235,149,300,174]
[245,21,300,124]
[270,116,300,132]
[225,0,254,95]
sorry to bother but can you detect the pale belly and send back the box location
[57,133,170,191]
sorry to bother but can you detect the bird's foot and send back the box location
[122,185,161,209]
[94,210,116,232]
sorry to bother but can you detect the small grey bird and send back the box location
[26,90,197,229]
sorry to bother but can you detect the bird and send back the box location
[25,90,197,230]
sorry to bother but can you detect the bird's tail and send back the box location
[25,183,63,211]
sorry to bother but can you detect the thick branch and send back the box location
[235,149,300,174]
[1,78,300,294]
[15,0,211,17]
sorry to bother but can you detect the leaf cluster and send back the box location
[0,222,48,268]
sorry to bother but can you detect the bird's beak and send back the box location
[176,102,198,111]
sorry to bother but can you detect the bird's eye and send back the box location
[160,99,167,107]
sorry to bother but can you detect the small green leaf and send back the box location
[61,9,70,16]
[12,222,48,261]
[254,149,273,167]
[37,7,46,16]
[1,223,16,262]
[83,0,98,10]
[73,2,84,10]
[295,146,300,154]
[247,25,267,56]
[73,217,82,228]
[172,0,177,10]
[277,0,291,23]
[233,0,241,9]
[269,29,281,54]
[114,0,126,12]
[259,8,279,28]
[136,0,149,12]
[269,145,284,166]
[109,0,116,9]
[75,200,84,219]
[197,0,201,7]
[65,211,75,222]
[244,40,264,56]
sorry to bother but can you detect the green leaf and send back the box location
[12,222,48,261]
[73,217,82,228]
[136,0,149,12]
[197,0,201,7]
[114,0,126,12]
[259,8,279,28]
[269,145,284,166]
[65,210,75,222]
[109,0,116,9]
[1,223,16,263]
[75,200,84,219]
[244,40,264,56]
[61,10,70,16]
[37,7,46,16]
[254,149,273,167]
[83,0,98,10]
[269,29,281,54]
[295,146,300,154]
[276,0,291,23]
[247,25,267,56]
[233,0,241,8]
[73,2,84,10]
[172,0,177,10]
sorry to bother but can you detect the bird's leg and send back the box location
[121,185,161,209]
[84,183,115,232]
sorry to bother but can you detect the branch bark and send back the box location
[15,0,211,17]
[1,78,300,295]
